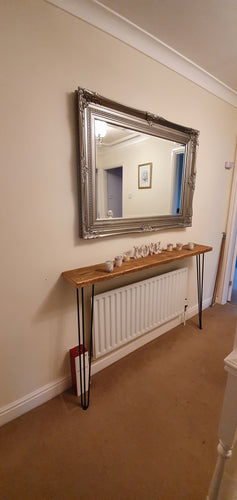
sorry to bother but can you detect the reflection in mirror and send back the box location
[95,119,185,220]
[77,87,199,238]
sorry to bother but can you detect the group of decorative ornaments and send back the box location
[105,241,194,273]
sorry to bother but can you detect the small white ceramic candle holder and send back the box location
[167,243,173,252]
[187,242,194,250]
[115,255,123,267]
[176,243,183,251]
[123,252,130,262]
[105,260,114,273]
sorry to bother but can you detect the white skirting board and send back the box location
[0,297,211,426]
[0,375,72,427]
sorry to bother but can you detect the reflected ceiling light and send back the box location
[95,120,107,144]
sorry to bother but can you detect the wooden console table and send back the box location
[63,243,212,409]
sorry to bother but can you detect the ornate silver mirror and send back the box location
[77,87,199,239]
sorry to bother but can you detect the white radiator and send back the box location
[93,267,188,359]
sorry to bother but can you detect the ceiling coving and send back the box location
[46,0,237,107]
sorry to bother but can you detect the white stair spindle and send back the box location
[207,344,237,500]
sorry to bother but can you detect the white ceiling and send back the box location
[98,0,237,92]
[46,0,237,106]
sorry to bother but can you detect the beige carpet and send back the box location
[0,303,236,500]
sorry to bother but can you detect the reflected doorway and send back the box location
[173,152,184,214]
[106,166,123,218]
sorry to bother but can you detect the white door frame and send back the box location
[218,149,237,304]
[227,234,237,301]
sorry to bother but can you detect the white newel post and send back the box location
[207,346,237,500]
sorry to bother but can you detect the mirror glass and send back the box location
[95,119,185,220]
[77,87,199,239]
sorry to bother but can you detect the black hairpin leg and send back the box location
[76,285,94,410]
[196,254,204,329]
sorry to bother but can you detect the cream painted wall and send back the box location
[0,0,236,411]
[97,136,176,217]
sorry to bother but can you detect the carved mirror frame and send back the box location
[77,87,199,239]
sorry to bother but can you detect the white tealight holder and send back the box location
[105,260,114,273]
[123,252,130,262]
[115,255,123,267]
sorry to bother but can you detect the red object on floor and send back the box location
[70,345,88,395]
